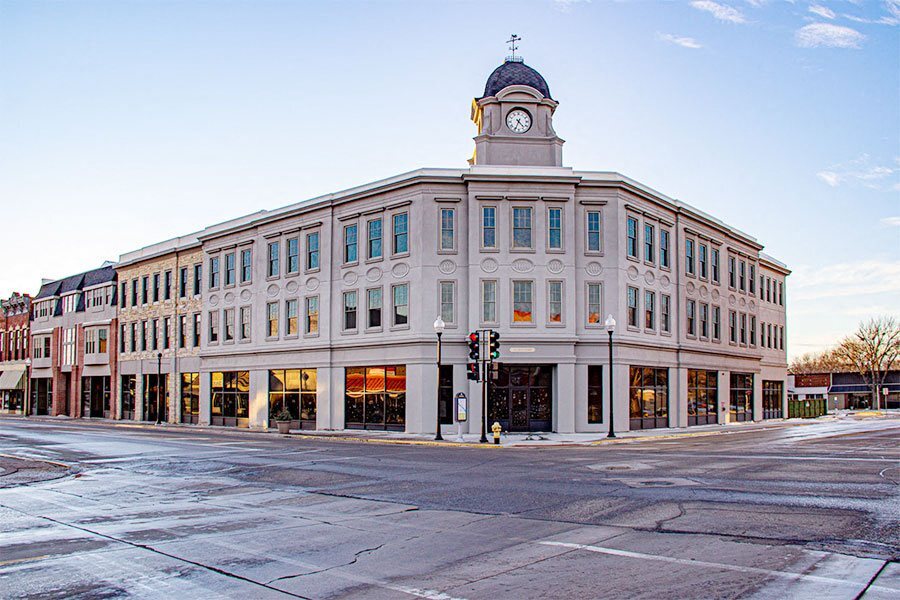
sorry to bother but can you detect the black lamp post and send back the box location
[605,314,616,438]
[433,316,445,441]
[156,351,162,425]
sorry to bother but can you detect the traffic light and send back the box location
[467,362,480,381]
[467,331,480,361]
[488,330,500,361]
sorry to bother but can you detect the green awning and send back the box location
[0,365,26,390]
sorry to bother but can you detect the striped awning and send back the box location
[0,365,26,390]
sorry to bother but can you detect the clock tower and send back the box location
[470,45,564,167]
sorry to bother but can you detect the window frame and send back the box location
[626,216,638,259]
[585,209,603,254]
[439,207,456,253]
[547,279,564,326]
[481,279,498,325]
[481,205,498,251]
[511,279,535,326]
[511,206,534,252]
[267,241,281,278]
[392,212,409,256]
[366,286,383,330]
[439,280,456,326]
[305,295,320,336]
[547,206,564,252]
[586,282,603,327]
[343,291,358,332]
[343,223,359,265]
[367,217,384,261]
[627,286,639,328]
[391,283,410,329]
[661,294,671,335]
[643,223,655,264]
[306,231,320,272]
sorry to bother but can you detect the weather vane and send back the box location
[506,34,521,61]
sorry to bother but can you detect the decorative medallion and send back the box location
[586,262,603,276]
[439,259,457,275]
[224,292,235,305]
[699,285,708,299]
[711,289,720,301]
[660,275,671,289]
[208,294,219,307]
[512,258,534,273]
[366,267,383,282]
[749,300,756,311]
[481,258,499,273]
[739,297,747,308]
[644,271,656,285]
[285,280,299,294]
[548,259,565,274]
[240,289,252,302]
[626,266,639,281]
[685,281,696,295]
[729,294,736,306]
[306,277,320,292]
[342,271,359,286]
[392,262,410,278]
[266,284,280,298]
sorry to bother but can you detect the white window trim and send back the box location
[438,207,457,255]
[547,279,565,326]
[585,282,603,328]
[584,209,604,256]
[546,206,565,253]
[510,206,535,253]
[438,280,457,327]
[480,205,499,252]
[510,279,537,327]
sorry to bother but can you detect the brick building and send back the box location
[30,265,118,417]
[0,293,31,413]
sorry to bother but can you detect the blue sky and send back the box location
[1,0,898,357]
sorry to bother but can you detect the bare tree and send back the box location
[789,349,849,374]
[832,316,900,409]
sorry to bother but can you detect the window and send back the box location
[440,282,455,324]
[730,372,754,422]
[85,329,97,354]
[688,369,718,426]
[440,208,455,251]
[344,365,406,430]
[367,288,382,328]
[392,284,409,326]
[661,294,671,334]
[740,313,747,345]
[687,300,696,336]
[700,303,709,338]
[209,257,220,289]
[548,281,562,324]
[267,302,279,337]
[120,325,127,353]
[368,218,383,259]
[779,325,784,350]
[711,248,720,283]
[760,275,766,299]
[627,286,638,327]
[238,307,250,341]
[768,323,773,348]
[210,371,250,421]
[728,256,736,288]
[306,232,320,270]
[269,369,317,425]
[393,213,408,254]
[750,315,757,346]
[587,283,602,325]
[179,267,188,297]
[120,282,127,308]
[713,306,721,341]
[240,249,252,283]
[162,318,170,349]
[130,323,137,352]
[161,270,170,300]
[286,237,299,273]
[778,282,784,306]
[644,290,655,329]
[343,292,358,330]
[729,311,737,343]
[512,281,533,323]
[153,273,160,302]
[739,261,746,292]
[224,253,235,286]
[285,299,299,335]
[482,206,497,249]
[626,217,638,258]
[660,229,670,268]
[344,224,358,263]
[305,296,319,334]
[142,276,149,303]
[749,265,756,294]
[588,366,603,424]
[548,207,562,250]
[699,244,708,279]
[686,239,695,275]
[586,210,602,252]
[193,264,202,296]
[193,313,201,347]
[181,373,200,421]
[268,241,280,277]
[179,315,187,348]
[644,223,654,263]
[629,366,669,430]
[131,279,138,306]
[208,311,219,343]
[512,207,532,249]
[762,380,784,419]
[151,319,159,350]
[482,280,497,323]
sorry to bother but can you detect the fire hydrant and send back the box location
[491,421,502,445]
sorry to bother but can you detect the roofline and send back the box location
[759,252,791,275]
[117,231,203,268]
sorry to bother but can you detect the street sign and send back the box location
[455,392,468,422]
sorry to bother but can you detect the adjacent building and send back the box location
[789,371,899,410]
[0,293,31,414]
[30,265,118,417]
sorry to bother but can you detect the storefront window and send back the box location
[268,369,317,429]
[629,366,668,430]
[762,380,783,419]
[345,365,406,430]
[181,373,200,424]
[730,372,754,422]
[211,371,249,426]
[688,369,718,426]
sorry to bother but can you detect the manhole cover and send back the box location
[611,477,699,488]
[587,462,654,472]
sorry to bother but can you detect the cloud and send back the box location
[808,4,836,19]
[844,1,900,26]
[657,33,703,49]
[690,1,747,23]
[880,216,900,227]
[790,260,900,301]
[553,0,590,12]
[816,154,899,189]
[795,22,866,47]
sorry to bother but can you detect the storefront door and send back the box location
[488,365,553,432]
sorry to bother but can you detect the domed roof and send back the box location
[481,59,551,99]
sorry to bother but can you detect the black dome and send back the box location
[481,60,551,99]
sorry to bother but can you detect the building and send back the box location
[118,55,787,435]
[115,234,204,423]
[789,371,900,410]
[30,265,118,417]
[0,293,31,414]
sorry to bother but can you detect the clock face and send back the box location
[506,109,532,134]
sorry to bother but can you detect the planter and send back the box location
[276,421,291,434]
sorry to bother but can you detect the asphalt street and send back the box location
[0,416,897,599]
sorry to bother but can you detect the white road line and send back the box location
[621,452,896,462]
[538,541,891,592]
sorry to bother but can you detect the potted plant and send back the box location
[274,408,293,434]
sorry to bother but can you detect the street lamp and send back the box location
[156,352,162,425]
[433,316,445,441]
[605,314,616,438]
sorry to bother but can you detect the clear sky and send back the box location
[1,0,898,358]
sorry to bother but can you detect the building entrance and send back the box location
[488,364,553,432]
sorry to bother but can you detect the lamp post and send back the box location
[433,316,445,441]
[156,352,162,425]
[605,314,616,438]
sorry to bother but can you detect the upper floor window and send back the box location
[440,281,455,324]
[644,223,654,263]
[267,302,279,337]
[548,207,563,250]
[760,275,765,299]
[240,249,252,283]
[482,206,497,249]
[193,264,202,296]
[392,284,409,326]
[268,241,280,277]
[131,279,138,307]
[179,267,188,297]
[367,288,382,328]
[440,208,455,251]
[209,311,219,344]
[344,224,358,264]
[224,309,235,342]
[626,217,638,258]
[548,280,562,324]
[512,280,533,323]
[209,258,220,289]
[749,264,756,294]
[164,271,172,300]
[699,244,708,279]
[120,282,127,308]
[700,303,709,338]
[729,310,737,343]
[287,238,299,273]
[739,260,746,292]
[512,207,532,249]
[586,210,602,253]
[306,232,320,270]
[713,306,721,341]
[286,299,299,335]
[685,239,695,275]
[645,290,655,330]
[711,248,720,284]
[778,281,784,306]
[240,306,251,340]
[687,300,696,336]
[627,286,638,327]
[368,218,383,259]
[224,253,235,286]
[587,283,602,325]
[142,275,150,303]
[661,294,671,334]
[305,296,319,334]
[728,256,736,288]
[660,229,670,268]
[152,273,160,302]
[393,213,408,254]
[750,315,757,346]
[482,280,497,323]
